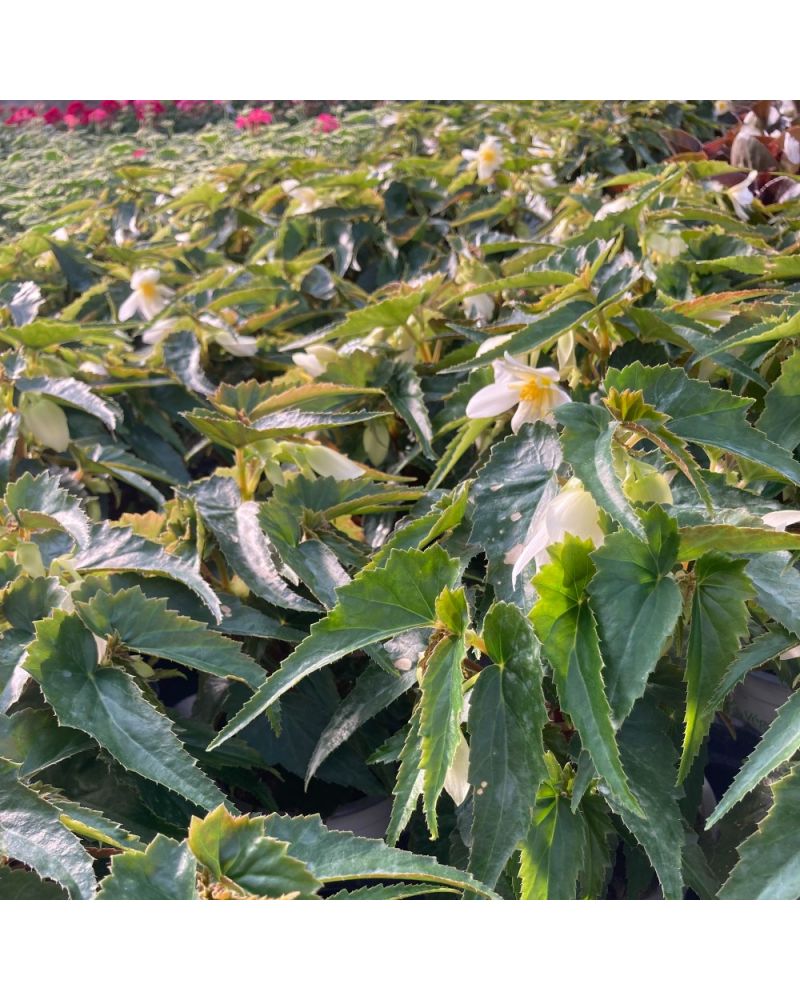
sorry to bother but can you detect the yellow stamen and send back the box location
[518,375,552,403]
[138,280,158,301]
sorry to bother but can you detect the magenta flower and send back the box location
[42,107,63,125]
[316,113,340,133]
[4,106,36,126]
[132,148,148,159]
[87,108,110,125]
[235,108,273,130]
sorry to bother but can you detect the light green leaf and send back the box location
[589,506,682,723]
[677,524,800,561]
[531,537,641,814]
[386,709,424,846]
[745,551,800,637]
[679,553,754,783]
[188,804,321,898]
[468,602,547,888]
[519,769,586,899]
[24,611,226,811]
[97,835,197,900]
[16,375,121,431]
[604,363,800,487]
[328,882,457,899]
[420,632,465,838]
[4,471,89,547]
[208,546,460,750]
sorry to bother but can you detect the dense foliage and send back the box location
[2,99,800,900]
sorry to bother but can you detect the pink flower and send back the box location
[316,113,340,133]
[4,106,36,126]
[66,101,89,124]
[235,108,273,130]
[100,100,121,114]
[132,148,148,159]
[42,107,63,125]
[133,100,165,120]
[87,108,110,125]
[63,114,81,130]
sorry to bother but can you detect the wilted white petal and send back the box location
[762,510,800,530]
[10,281,43,326]
[444,733,471,806]
[305,445,365,481]
[215,330,259,357]
[476,333,513,357]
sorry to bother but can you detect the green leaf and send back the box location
[519,767,586,899]
[0,708,93,777]
[24,611,227,811]
[328,882,457,899]
[713,628,798,705]
[679,553,754,782]
[4,471,89,547]
[74,522,222,622]
[189,476,317,613]
[677,524,800,561]
[609,700,684,900]
[0,866,68,899]
[745,551,800,637]
[208,545,460,749]
[0,759,95,899]
[720,764,800,899]
[162,329,215,396]
[44,790,145,851]
[446,299,596,372]
[588,506,682,723]
[306,663,416,787]
[97,835,198,900]
[557,403,644,537]
[757,349,800,454]
[75,586,264,689]
[469,421,563,603]
[531,537,641,814]
[468,602,547,888]
[382,360,435,459]
[707,688,800,828]
[386,709,424,845]
[420,632,465,838]
[604,363,800,487]
[188,805,321,898]
[261,812,498,898]
[0,411,20,488]
[17,376,120,431]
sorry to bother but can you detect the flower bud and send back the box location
[20,393,70,452]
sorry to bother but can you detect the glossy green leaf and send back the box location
[97,835,197,900]
[531,537,641,815]
[209,545,460,749]
[679,553,754,782]
[24,610,226,811]
[4,470,89,547]
[468,602,547,888]
[757,349,800,454]
[589,506,682,723]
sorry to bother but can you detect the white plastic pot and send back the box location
[325,796,392,839]
[730,670,793,735]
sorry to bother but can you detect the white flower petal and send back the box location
[444,733,471,806]
[118,291,140,322]
[466,381,520,419]
[762,510,800,530]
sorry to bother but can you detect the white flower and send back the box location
[214,329,259,357]
[443,733,471,806]
[282,180,322,214]
[511,478,604,586]
[305,445,365,481]
[466,354,571,433]
[119,268,173,322]
[462,137,503,182]
[723,171,758,221]
[9,281,43,326]
[19,393,70,452]
[463,292,495,324]
[141,317,178,346]
[51,227,69,242]
[292,345,339,377]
